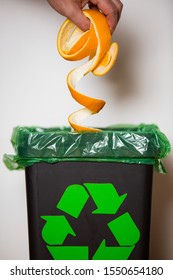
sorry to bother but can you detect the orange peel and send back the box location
[57,9,118,132]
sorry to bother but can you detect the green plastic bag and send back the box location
[3,124,171,173]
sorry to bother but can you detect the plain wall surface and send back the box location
[0,0,173,259]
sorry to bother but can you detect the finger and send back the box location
[103,0,123,33]
[89,0,123,33]
[66,4,90,31]
[112,0,123,22]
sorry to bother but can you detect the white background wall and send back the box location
[0,0,172,259]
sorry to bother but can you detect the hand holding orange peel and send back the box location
[57,9,118,132]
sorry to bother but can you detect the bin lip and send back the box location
[11,123,164,135]
[3,123,171,173]
[10,124,170,143]
[11,123,171,157]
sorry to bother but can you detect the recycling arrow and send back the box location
[41,216,76,245]
[57,184,89,218]
[41,182,141,260]
[47,246,88,260]
[84,183,127,214]
[108,212,140,246]
[92,240,135,260]
[92,212,140,260]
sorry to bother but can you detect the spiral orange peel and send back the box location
[57,9,118,132]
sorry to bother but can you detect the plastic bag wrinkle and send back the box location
[3,124,171,173]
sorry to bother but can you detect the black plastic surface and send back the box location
[25,161,153,260]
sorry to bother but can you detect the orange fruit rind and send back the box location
[57,9,118,132]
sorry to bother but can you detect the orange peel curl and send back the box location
[57,9,118,132]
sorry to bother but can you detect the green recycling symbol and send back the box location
[41,183,140,260]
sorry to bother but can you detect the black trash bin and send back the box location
[4,124,170,260]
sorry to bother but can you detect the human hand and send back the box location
[47,0,123,34]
